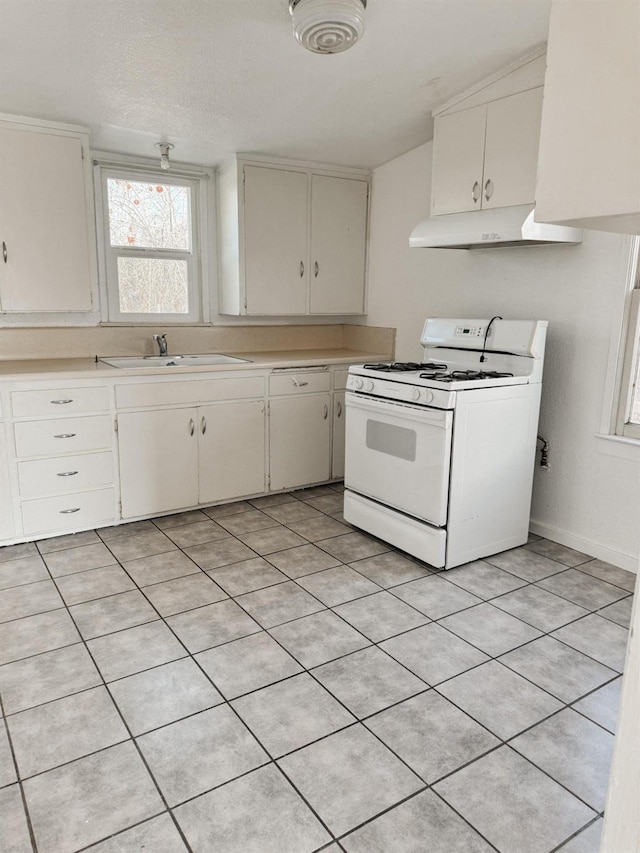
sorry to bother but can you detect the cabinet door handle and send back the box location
[323,404,328,420]
[54,433,76,439]
[189,418,195,436]
[59,507,81,514]
[484,178,493,201]
[2,241,6,264]
[292,378,309,388]
[299,261,304,278]
[201,416,207,434]
[314,261,319,278]
[51,399,73,405]
[57,471,78,477]
[471,181,480,204]
[337,401,342,418]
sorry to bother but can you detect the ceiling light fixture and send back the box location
[289,0,367,54]
[155,142,174,170]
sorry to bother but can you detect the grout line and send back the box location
[0,694,40,853]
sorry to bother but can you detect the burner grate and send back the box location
[362,361,448,373]
[419,369,515,383]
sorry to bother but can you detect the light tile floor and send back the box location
[0,483,634,853]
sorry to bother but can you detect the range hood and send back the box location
[409,204,582,249]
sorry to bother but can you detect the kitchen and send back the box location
[0,1,639,852]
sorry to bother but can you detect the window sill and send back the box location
[596,433,640,461]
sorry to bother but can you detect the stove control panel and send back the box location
[346,374,454,410]
[455,325,484,338]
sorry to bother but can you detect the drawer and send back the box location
[269,370,331,396]
[21,488,116,536]
[17,452,114,498]
[14,415,113,458]
[333,369,350,391]
[116,376,265,409]
[12,386,110,418]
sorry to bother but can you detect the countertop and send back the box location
[0,349,389,381]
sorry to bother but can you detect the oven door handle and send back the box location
[345,392,452,428]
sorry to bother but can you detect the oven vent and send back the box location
[409,204,583,249]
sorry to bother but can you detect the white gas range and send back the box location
[343,317,548,570]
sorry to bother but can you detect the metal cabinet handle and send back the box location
[484,178,493,201]
[323,404,329,420]
[201,416,207,434]
[54,433,76,439]
[2,241,6,263]
[314,261,319,278]
[51,399,73,405]
[337,401,342,418]
[471,181,480,203]
[59,507,81,514]
[57,471,78,477]
[189,418,195,436]
[299,261,304,278]
[292,378,309,388]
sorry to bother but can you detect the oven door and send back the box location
[344,392,453,526]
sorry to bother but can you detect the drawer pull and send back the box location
[323,404,329,420]
[54,433,77,439]
[51,399,73,405]
[292,378,309,388]
[57,471,79,477]
[59,507,81,514]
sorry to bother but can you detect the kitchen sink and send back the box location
[99,354,252,368]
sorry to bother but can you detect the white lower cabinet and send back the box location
[269,394,332,491]
[199,401,266,504]
[118,408,199,519]
[0,422,15,541]
[332,391,346,480]
[118,400,266,519]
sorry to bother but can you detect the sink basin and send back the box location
[99,354,252,369]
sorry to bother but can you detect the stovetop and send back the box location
[355,361,526,391]
[362,362,515,384]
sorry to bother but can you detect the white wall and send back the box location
[367,141,639,570]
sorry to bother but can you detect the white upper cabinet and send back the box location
[309,175,368,315]
[0,118,95,313]
[535,0,640,233]
[431,88,543,216]
[219,157,369,317]
[431,105,487,216]
[243,166,308,315]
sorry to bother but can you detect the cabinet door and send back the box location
[431,105,487,216]
[309,175,367,315]
[198,401,266,504]
[482,88,544,210]
[0,427,15,541]
[331,392,346,480]
[0,126,93,312]
[243,166,308,315]
[118,409,198,519]
[269,395,331,491]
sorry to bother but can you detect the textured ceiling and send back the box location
[0,0,551,168]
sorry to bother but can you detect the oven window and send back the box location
[366,419,417,462]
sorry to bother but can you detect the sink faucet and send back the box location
[153,333,168,356]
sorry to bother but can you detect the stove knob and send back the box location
[412,388,422,402]
[365,380,375,393]
[424,390,434,403]
[354,378,364,390]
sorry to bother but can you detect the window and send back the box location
[617,285,640,440]
[95,161,211,323]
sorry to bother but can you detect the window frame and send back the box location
[93,156,213,325]
[616,285,640,440]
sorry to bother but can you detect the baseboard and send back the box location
[529,520,639,574]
